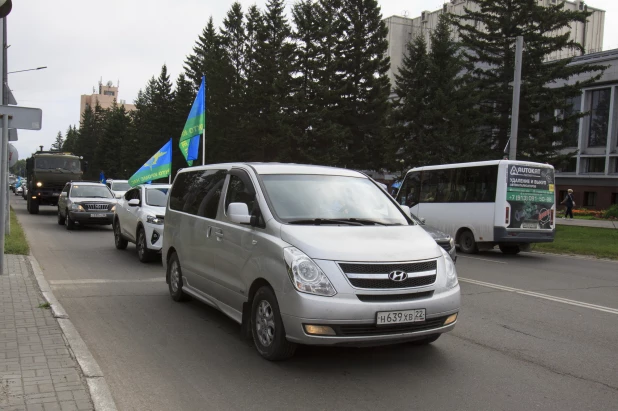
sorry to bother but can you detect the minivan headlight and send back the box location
[283,247,337,297]
[441,248,458,288]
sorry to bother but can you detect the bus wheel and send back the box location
[499,245,520,255]
[458,230,478,254]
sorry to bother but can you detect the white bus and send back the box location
[395,160,555,254]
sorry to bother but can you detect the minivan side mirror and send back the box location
[228,202,251,225]
[400,205,412,219]
[128,199,140,207]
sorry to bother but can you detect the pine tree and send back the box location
[62,126,78,153]
[250,0,296,162]
[452,0,606,164]
[391,35,431,170]
[334,0,391,169]
[50,131,64,151]
[95,102,130,178]
[123,82,155,177]
[149,65,176,155]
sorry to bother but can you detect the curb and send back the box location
[28,255,118,411]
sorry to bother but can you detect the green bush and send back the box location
[605,204,618,219]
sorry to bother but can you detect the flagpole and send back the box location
[202,75,206,166]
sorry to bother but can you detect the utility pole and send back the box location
[509,36,524,161]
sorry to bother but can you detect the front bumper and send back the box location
[143,223,164,252]
[69,211,114,225]
[280,285,460,346]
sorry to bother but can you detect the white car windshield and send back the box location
[112,182,131,191]
[71,185,114,198]
[146,188,169,207]
[261,175,410,226]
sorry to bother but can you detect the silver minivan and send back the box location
[162,163,460,360]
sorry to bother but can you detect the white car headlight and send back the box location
[146,215,164,225]
[283,247,336,297]
[70,203,85,211]
[440,248,458,288]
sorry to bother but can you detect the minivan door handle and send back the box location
[214,229,224,241]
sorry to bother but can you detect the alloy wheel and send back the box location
[255,300,275,347]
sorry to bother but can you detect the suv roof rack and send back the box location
[70,180,103,184]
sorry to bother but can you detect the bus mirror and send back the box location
[400,205,412,219]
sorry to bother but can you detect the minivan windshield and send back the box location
[261,175,410,225]
[70,185,114,199]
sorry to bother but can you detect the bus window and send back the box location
[396,172,421,207]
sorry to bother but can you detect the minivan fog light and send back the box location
[444,313,458,326]
[304,325,336,336]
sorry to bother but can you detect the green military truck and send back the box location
[25,151,84,214]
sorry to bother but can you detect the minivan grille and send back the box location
[338,260,438,289]
[336,316,449,336]
[356,291,434,302]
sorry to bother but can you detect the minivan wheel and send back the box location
[251,287,296,361]
[114,220,128,250]
[458,230,478,254]
[137,228,154,263]
[409,334,441,346]
[168,253,189,302]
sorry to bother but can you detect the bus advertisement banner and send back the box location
[506,165,555,230]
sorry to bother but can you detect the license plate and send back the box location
[90,213,106,218]
[376,309,425,325]
[522,222,538,229]
[52,192,60,196]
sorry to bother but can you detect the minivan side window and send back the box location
[225,171,256,215]
[169,169,227,219]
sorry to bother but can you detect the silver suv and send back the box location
[57,181,117,230]
[162,164,460,360]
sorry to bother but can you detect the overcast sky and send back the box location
[7,0,618,163]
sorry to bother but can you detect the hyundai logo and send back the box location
[388,270,408,282]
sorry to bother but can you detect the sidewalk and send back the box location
[0,255,93,411]
[555,218,618,229]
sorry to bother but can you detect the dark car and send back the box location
[411,213,457,263]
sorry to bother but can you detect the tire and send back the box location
[251,286,297,361]
[57,208,65,225]
[113,219,128,250]
[458,230,478,254]
[65,211,75,230]
[409,334,441,346]
[28,197,39,215]
[136,227,154,263]
[167,252,190,302]
[499,244,521,255]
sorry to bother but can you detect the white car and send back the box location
[106,179,131,199]
[113,183,170,263]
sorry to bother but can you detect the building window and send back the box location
[585,157,605,173]
[103,91,115,96]
[557,157,577,173]
[583,191,597,207]
[562,94,581,147]
[587,88,611,147]
[611,193,618,205]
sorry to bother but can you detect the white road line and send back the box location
[49,278,164,285]
[458,255,508,264]
[460,277,618,315]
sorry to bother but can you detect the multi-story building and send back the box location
[384,0,605,87]
[554,49,618,210]
[79,80,136,118]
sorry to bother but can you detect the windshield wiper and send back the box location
[288,218,363,226]
[345,218,398,226]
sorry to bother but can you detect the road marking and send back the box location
[458,255,508,264]
[460,277,618,315]
[49,278,163,285]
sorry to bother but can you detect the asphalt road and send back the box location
[12,198,618,411]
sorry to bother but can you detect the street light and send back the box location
[7,66,47,74]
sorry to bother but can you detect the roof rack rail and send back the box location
[70,180,103,184]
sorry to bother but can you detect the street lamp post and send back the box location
[7,66,47,74]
